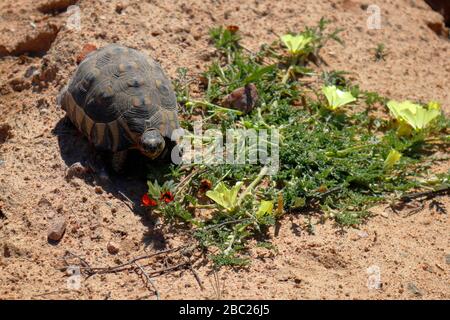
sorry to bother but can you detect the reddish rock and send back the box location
[65,162,88,180]
[221,83,259,114]
[76,44,98,64]
[94,186,103,194]
[37,0,79,14]
[47,216,67,242]
[107,242,120,255]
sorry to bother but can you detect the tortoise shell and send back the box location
[57,44,179,153]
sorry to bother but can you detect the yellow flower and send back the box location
[387,100,440,133]
[280,34,313,55]
[322,85,356,110]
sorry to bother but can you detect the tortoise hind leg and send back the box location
[112,150,128,173]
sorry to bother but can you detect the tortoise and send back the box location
[57,44,180,171]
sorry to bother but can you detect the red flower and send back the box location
[142,194,157,207]
[160,191,174,204]
[226,25,239,33]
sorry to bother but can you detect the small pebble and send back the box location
[107,242,120,255]
[65,162,87,179]
[94,186,103,194]
[47,216,67,242]
[357,231,369,238]
[115,3,127,14]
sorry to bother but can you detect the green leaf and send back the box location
[256,200,274,219]
[384,149,402,170]
[293,197,306,208]
[206,181,243,211]
[244,64,276,84]
[147,180,161,198]
[322,85,356,110]
[280,34,313,55]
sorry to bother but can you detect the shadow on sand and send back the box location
[53,116,174,250]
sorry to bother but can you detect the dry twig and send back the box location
[134,261,160,300]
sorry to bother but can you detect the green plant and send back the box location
[384,149,402,170]
[145,20,449,266]
[373,43,388,61]
[206,181,243,212]
[279,18,343,83]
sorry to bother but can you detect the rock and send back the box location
[191,28,202,40]
[37,0,79,13]
[351,230,369,240]
[47,216,67,242]
[65,162,88,179]
[445,254,450,264]
[115,3,127,14]
[107,242,120,255]
[94,186,104,194]
[76,43,97,65]
[357,230,369,238]
[221,83,259,114]
[0,124,12,144]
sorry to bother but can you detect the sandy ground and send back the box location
[0,0,449,300]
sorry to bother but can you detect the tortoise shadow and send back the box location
[53,116,171,250]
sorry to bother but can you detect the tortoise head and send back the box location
[139,129,165,159]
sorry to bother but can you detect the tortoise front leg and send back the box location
[111,150,128,173]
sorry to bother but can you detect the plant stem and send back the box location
[188,100,243,115]
[237,166,269,207]
[326,144,376,157]
[282,65,293,84]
